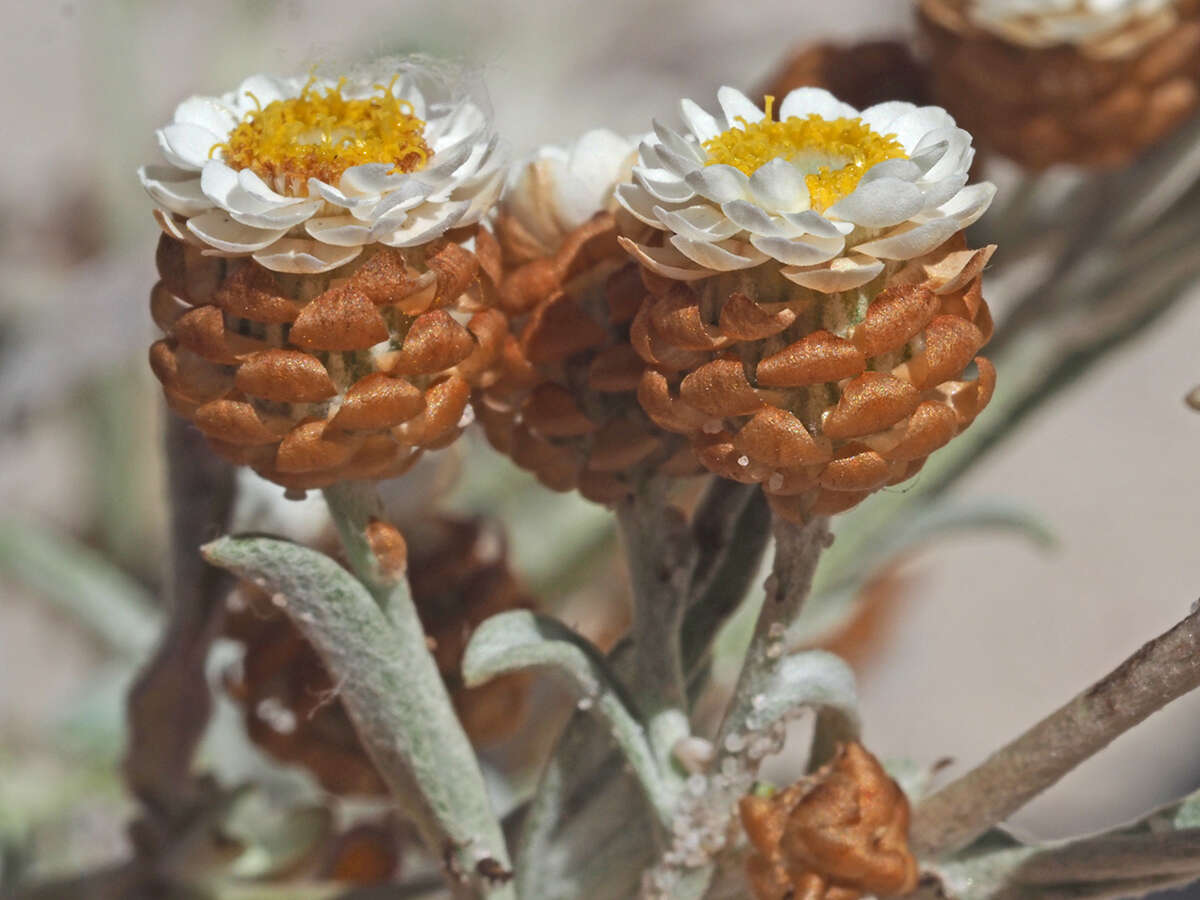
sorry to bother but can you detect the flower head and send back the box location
[967,0,1177,53]
[141,58,505,274]
[479,130,701,504]
[616,86,994,293]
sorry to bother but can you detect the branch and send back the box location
[912,605,1200,858]
[123,416,235,826]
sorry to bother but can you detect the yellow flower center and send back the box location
[215,74,431,192]
[703,106,906,211]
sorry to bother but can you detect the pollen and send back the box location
[704,113,906,211]
[215,74,431,193]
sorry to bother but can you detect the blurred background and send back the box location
[3,0,1200,891]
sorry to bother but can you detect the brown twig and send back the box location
[911,605,1200,858]
[122,415,235,828]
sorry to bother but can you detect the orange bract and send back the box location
[629,232,996,522]
[474,210,702,505]
[740,742,918,900]
[149,232,505,490]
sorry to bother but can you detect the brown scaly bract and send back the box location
[221,515,535,794]
[149,230,507,490]
[919,0,1200,169]
[474,211,701,504]
[630,234,995,523]
[739,742,919,900]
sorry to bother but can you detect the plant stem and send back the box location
[716,514,831,753]
[911,605,1200,859]
[320,481,512,899]
[123,416,234,825]
[615,480,696,790]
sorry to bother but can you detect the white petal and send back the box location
[647,137,700,178]
[308,179,378,216]
[227,199,321,230]
[230,74,289,116]
[618,236,709,281]
[781,209,847,239]
[368,180,430,222]
[781,254,884,292]
[918,172,969,211]
[173,96,237,138]
[721,199,803,238]
[304,215,372,246]
[885,106,959,153]
[827,177,926,228]
[670,235,766,271]
[634,166,696,203]
[153,209,198,244]
[443,166,503,227]
[236,168,293,205]
[252,238,363,274]
[915,128,973,181]
[653,204,742,243]
[186,210,286,252]
[680,98,721,142]
[340,163,408,197]
[750,233,844,266]
[617,183,673,229]
[934,182,996,228]
[778,87,859,122]
[377,200,470,247]
[717,86,766,130]
[426,102,486,146]
[859,101,919,135]
[159,123,222,171]
[748,159,810,214]
[860,158,922,183]
[852,218,963,259]
[684,164,749,204]
[652,120,705,165]
[200,160,240,205]
[139,166,210,216]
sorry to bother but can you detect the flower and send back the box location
[616,86,994,293]
[140,58,505,274]
[920,0,1200,168]
[476,130,701,504]
[966,0,1177,54]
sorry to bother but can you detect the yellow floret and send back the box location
[704,113,906,211]
[214,74,431,193]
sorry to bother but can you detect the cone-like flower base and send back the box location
[920,0,1200,169]
[476,212,701,505]
[150,233,506,489]
[632,234,995,522]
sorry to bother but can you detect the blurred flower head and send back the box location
[140,58,505,274]
[967,0,1177,52]
[616,86,994,293]
[498,128,638,260]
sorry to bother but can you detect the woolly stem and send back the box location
[716,514,832,753]
[911,605,1200,859]
[615,479,696,793]
[320,480,513,899]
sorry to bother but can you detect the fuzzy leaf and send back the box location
[0,520,159,657]
[463,611,673,822]
[513,642,657,900]
[746,649,860,768]
[203,535,512,899]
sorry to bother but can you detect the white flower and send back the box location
[500,129,638,257]
[616,86,995,293]
[966,0,1176,51]
[140,60,505,274]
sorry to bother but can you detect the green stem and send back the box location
[320,481,512,899]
